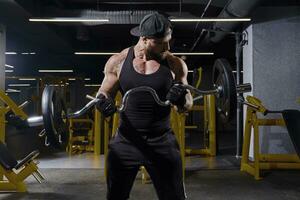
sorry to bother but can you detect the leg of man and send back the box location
[144,131,186,200]
[106,132,143,200]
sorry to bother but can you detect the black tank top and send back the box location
[119,46,173,135]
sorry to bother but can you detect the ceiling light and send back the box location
[29,18,109,22]
[68,78,76,81]
[6,89,21,93]
[85,84,101,87]
[5,64,14,68]
[188,70,193,73]
[5,70,14,73]
[170,18,251,22]
[75,52,117,55]
[30,52,36,55]
[49,84,64,87]
[84,78,91,81]
[173,52,214,55]
[5,52,17,55]
[18,78,36,81]
[21,52,29,55]
[232,71,244,73]
[8,84,31,87]
[38,69,74,73]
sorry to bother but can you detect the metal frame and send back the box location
[67,118,94,154]
[0,90,44,192]
[0,160,42,192]
[185,95,216,156]
[240,96,300,180]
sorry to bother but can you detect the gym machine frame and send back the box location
[240,96,300,180]
[0,90,44,192]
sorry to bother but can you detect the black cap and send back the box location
[131,12,172,38]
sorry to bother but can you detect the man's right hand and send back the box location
[96,94,117,117]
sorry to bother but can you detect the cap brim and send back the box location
[130,26,141,37]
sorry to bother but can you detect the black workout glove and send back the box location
[96,94,117,118]
[166,82,187,108]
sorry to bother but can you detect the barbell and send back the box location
[25,58,251,148]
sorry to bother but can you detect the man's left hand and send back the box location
[166,83,187,108]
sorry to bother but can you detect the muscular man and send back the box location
[96,12,193,200]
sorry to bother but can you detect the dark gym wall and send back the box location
[0,25,5,92]
[1,25,6,143]
[243,10,300,155]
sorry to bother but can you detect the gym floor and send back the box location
[1,131,300,200]
[1,153,300,200]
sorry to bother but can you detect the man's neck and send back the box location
[134,40,147,60]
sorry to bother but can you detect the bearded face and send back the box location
[144,46,166,62]
[143,32,171,62]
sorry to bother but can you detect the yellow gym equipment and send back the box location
[0,90,44,192]
[184,95,216,157]
[240,96,300,180]
[0,141,44,192]
[67,118,94,154]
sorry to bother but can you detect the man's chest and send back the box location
[132,58,160,75]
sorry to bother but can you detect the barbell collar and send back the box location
[27,116,44,127]
[236,83,252,94]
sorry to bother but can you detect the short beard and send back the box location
[145,48,164,62]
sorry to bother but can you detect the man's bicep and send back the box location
[97,56,120,97]
[99,72,119,95]
[174,58,189,84]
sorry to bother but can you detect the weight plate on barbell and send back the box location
[212,58,237,123]
[42,85,69,148]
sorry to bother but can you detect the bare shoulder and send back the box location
[166,53,188,75]
[105,48,129,73]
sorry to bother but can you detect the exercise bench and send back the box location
[0,141,44,192]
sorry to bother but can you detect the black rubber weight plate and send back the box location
[42,85,69,148]
[212,58,237,123]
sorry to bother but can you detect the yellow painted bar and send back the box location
[94,109,101,155]
[0,182,25,192]
[259,162,300,169]
[246,96,267,114]
[0,162,39,192]
[190,105,204,111]
[257,119,285,126]
[241,108,253,166]
[240,95,300,180]
[253,115,261,180]
[16,163,38,181]
[259,154,300,162]
[203,95,208,149]
[0,90,28,119]
[0,108,5,143]
[240,163,262,180]
[185,149,211,155]
[208,95,216,156]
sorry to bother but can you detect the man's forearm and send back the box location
[184,91,193,110]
